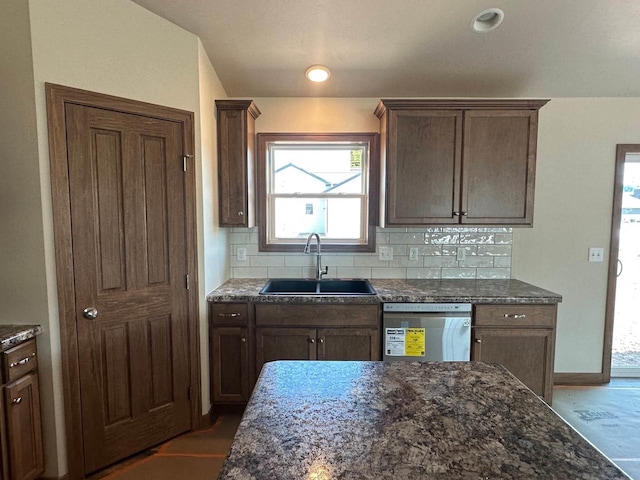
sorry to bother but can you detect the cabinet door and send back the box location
[4,373,43,480]
[210,327,250,403]
[462,110,538,225]
[386,110,462,225]
[472,328,554,403]
[255,328,316,375]
[216,100,259,227]
[317,328,380,361]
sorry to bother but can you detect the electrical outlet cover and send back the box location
[409,247,419,261]
[237,247,247,261]
[379,246,393,261]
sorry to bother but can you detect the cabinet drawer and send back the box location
[255,304,380,327]
[474,304,556,328]
[210,303,249,326]
[2,339,38,383]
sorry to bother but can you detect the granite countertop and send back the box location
[207,278,562,304]
[218,361,628,480]
[0,324,42,352]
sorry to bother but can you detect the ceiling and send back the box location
[132,0,640,98]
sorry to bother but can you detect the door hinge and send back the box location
[186,274,190,290]
[182,154,194,172]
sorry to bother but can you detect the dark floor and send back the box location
[87,415,242,480]
[553,378,640,480]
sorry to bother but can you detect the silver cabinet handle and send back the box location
[240,337,246,343]
[83,307,98,319]
[461,212,468,216]
[9,353,35,368]
[12,397,22,405]
[308,338,315,344]
[475,339,482,343]
[237,211,244,216]
[503,314,526,319]
[453,212,461,216]
[318,338,324,344]
[218,312,240,318]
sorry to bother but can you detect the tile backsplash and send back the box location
[228,227,512,280]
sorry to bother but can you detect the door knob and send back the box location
[83,307,98,320]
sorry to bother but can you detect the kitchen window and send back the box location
[256,133,379,252]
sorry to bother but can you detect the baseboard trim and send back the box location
[554,372,606,385]
[200,406,213,429]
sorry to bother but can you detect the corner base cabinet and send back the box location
[1,339,44,480]
[472,304,557,404]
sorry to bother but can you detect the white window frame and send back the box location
[257,133,379,253]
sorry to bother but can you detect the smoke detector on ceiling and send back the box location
[471,8,504,33]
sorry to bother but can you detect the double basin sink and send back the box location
[260,278,376,296]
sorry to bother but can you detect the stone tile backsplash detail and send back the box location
[228,227,513,280]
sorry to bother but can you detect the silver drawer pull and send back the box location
[503,314,527,319]
[10,353,36,368]
[218,313,240,318]
[11,397,22,405]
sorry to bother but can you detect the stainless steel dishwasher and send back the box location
[382,303,472,362]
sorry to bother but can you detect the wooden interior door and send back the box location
[65,104,191,474]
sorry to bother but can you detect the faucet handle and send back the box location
[319,266,329,279]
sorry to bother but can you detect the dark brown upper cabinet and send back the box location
[375,99,549,227]
[216,100,261,227]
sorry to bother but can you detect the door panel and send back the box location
[65,104,190,473]
[462,110,536,224]
[318,328,380,361]
[387,110,462,224]
[255,328,316,375]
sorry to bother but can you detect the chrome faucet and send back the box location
[303,232,328,280]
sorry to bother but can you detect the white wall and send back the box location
[0,0,58,476]
[25,0,223,476]
[513,98,640,374]
[197,39,229,412]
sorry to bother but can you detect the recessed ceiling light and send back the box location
[305,65,331,83]
[471,8,504,33]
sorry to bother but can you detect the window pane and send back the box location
[273,197,363,240]
[271,146,365,194]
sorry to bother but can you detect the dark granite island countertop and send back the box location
[218,361,627,480]
[207,278,561,304]
[0,324,42,352]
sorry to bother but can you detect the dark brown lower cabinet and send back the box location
[1,339,44,480]
[210,327,250,403]
[317,328,379,361]
[3,374,43,480]
[255,327,380,374]
[472,304,557,404]
[256,328,317,369]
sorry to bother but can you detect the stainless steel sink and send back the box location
[260,279,376,295]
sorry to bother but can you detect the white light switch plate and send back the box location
[588,247,604,262]
[379,246,393,261]
[409,247,419,261]
[237,247,247,261]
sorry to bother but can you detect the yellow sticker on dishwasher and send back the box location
[405,328,426,356]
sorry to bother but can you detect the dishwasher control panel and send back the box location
[383,303,472,313]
